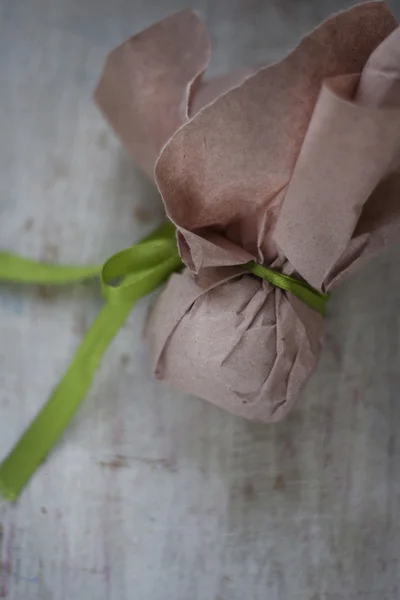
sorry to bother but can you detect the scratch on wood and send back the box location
[132,457,178,472]
[242,480,256,501]
[99,455,178,472]
[103,565,111,584]
[23,218,34,231]
[274,474,286,492]
[0,523,15,598]
[37,286,56,301]
[73,312,88,336]
[99,455,128,469]
[120,353,130,366]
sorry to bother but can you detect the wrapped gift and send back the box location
[97,2,400,421]
[1,1,400,499]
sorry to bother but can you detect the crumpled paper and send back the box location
[95,2,400,422]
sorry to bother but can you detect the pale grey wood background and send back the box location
[1,1,400,599]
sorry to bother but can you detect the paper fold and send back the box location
[274,72,400,289]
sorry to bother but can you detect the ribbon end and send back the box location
[0,474,18,502]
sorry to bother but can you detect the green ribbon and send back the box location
[0,253,101,284]
[0,222,327,500]
[244,261,328,316]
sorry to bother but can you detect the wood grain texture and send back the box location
[1,1,400,598]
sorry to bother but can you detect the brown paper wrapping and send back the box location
[96,3,400,421]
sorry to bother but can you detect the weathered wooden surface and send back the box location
[1,1,400,598]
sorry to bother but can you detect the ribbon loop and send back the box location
[101,223,182,304]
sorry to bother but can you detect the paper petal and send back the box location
[95,10,210,177]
